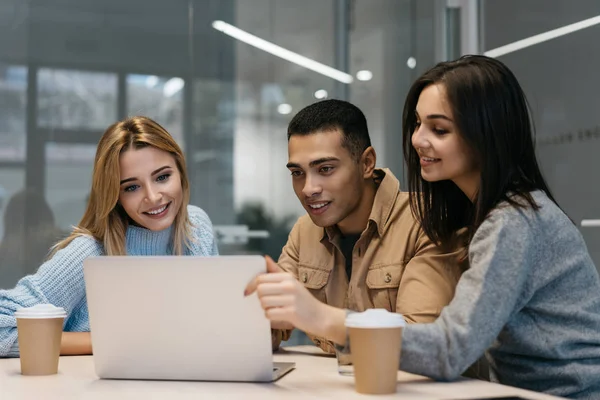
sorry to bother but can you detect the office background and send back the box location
[0,1,598,302]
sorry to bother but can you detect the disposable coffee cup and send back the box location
[345,309,406,394]
[15,304,66,376]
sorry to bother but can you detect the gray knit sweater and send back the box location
[400,191,600,399]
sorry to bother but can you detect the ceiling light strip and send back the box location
[212,20,353,84]
[484,15,600,58]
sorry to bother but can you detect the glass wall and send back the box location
[0,0,438,343]
[6,0,598,345]
[480,0,600,268]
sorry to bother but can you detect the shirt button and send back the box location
[302,273,308,283]
[384,273,392,283]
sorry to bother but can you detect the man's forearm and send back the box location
[318,305,347,345]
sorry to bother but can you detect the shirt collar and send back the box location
[320,168,400,244]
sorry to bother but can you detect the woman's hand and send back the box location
[245,256,347,344]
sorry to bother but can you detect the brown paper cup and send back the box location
[348,326,403,394]
[17,317,64,375]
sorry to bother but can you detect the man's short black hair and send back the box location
[287,99,372,160]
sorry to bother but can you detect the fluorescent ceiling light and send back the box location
[277,103,292,115]
[314,89,328,99]
[485,15,600,58]
[212,20,353,84]
[356,70,373,81]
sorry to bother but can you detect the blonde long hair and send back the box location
[52,116,192,256]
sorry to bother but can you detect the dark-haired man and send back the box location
[271,99,466,352]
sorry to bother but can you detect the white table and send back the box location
[1,346,563,399]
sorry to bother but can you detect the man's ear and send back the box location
[360,146,376,179]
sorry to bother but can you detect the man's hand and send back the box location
[245,256,328,337]
[271,320,295,330]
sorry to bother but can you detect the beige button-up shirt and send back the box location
[273,168,467,352]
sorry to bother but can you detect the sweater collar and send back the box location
[125,224,173,255]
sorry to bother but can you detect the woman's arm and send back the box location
[61,332,92,355]
[399,210,533,380]
[0,236,103,357]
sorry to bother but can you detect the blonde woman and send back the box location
[0,116,218,357]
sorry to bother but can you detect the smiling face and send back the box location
[118,146,183,231]
[411,83,480,199]
[287,129,376,234]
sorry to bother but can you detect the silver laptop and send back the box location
[83,255,295,382]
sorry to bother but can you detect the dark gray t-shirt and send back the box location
[339,233,361,281]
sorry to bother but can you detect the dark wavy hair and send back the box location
[402,55,558,247]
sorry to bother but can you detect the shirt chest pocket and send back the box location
[297,264,330,303]
[366,264,404,311]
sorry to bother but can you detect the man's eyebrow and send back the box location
[286,157,340,169]
[308,157,339,167]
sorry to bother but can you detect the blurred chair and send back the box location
[0,189,65,289]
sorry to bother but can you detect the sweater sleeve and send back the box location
[187,205,219,256]
[399,206,533,379]
[0,235,103,357]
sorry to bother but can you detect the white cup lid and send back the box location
[15,304,67,319]
[345,309,406,329]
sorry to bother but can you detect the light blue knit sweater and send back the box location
[0,205,218,357]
